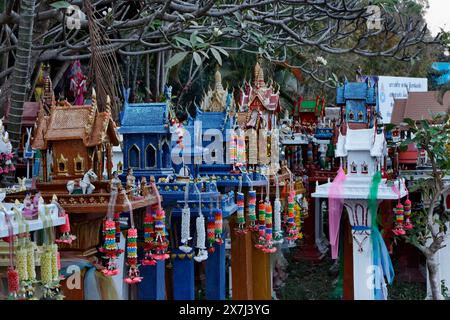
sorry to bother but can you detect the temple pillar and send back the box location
[344,199,379,300]
[315,198,329,254]
[137,260,166,300]
[205,242,226,300]
[229,215,254,299]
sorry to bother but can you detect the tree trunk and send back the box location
[8,0,36,153]
[427,253,444,300]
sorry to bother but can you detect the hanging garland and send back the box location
[247,190,257,231]
[273,176,283,243]
[180,182,192,253]
[263,200,276,253]
[142,206,156,266]
[207,215,216,253]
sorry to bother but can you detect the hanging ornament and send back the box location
[100,219,120,276]
[124,228,142,284]
[273,176,283,243]
[194,214,208,262]
[214,207,224,245]
[247,190,257,231]
[142,209,156,266]
[207,216,216,253]
[152,208,170,260]
[263,201,276,253]
[235,192,246,234]
[285,190,299,242]
[51,244,60,282]
[392,203,406,236]
[7,267,19,299]
[404,198,413,230]
[180,182,192,253]
[55,213,76,244]
[255,201,266,249]
[236,129,246,167]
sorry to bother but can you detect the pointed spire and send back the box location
[214,68,223,91]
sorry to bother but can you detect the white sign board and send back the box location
[377,76,428,123]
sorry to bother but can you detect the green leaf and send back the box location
[165,52,188,69]
[210,47,222,66]
[193,52,202,66]
[213,46,229,57]
[50,1,71,9]
[174,36,192,48]
[190,31,198,47]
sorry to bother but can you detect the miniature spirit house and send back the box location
[313,80,407,300]
[31,91,120,181]
[119,91,172,179]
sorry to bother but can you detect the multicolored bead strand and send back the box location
[286,191,299,242]
[207,216,216,253]
[153,209,169,260]
[124,228,142,284]
[247,190,257,231]
[142,212,156,265]
[392,203,405,236]
[235,192,246,234]
[214,208,223,244]
[263,201,276,253]
[101,219,120,276]
[255,201,266,249]
[404,198,413,230]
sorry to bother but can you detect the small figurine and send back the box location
[22,193,38,220]
[110,171,122,193]
[140,176,147,196]
[67,169,97,194]
[126,168,136,193]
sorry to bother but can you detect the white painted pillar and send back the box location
[345,199,376,300]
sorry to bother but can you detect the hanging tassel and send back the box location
[56,214,77,244]
[142,213,156,266]
[207,216,216,253]
[273,197,283,243]
[194,215,208,262]
[100,219,120,276]
[247,190,257,231]
[180,205,193,253]
[27,242,36,282]
[40,245,53,285]
[255,201,266,249]
[392,203,405,236]
[7,267,19,298]
[235,192,246,234]
[263,201,277,253]
[214,208,223,245]
[152,208,169,260]
[285,190,299,243]
[404,198,413,230]
[124,228,143,284]
[51,244,60,282]
[16,246,28,284]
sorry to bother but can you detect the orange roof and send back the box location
[31,100,119,150]
[403,91,450,122]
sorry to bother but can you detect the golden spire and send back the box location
[214,68,223,91]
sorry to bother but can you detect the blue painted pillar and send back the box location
[205,242,226,300]
[137,261,166,300]
[172,248,195,300]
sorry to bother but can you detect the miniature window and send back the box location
[145,144,157,168]
[357,111,364,121]
[348,111,355,121]
[350,161,357,173]
[161,142,170,168]
[361,162,368,174]
[129,144,140,169]
[57,153,68,173]
[74,154,85,174]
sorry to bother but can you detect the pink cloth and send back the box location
[328,166,346,259]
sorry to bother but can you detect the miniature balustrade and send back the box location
[0,202,65,238]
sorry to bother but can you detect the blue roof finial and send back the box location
[164,84,172,102]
